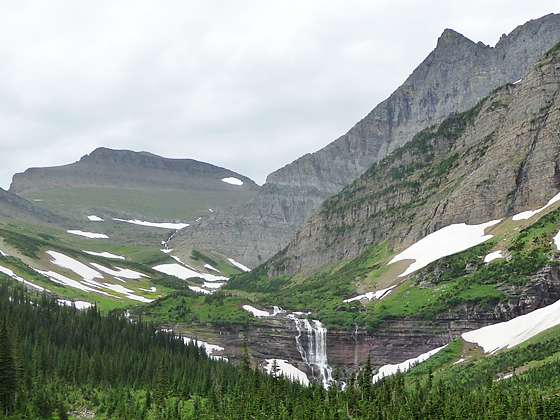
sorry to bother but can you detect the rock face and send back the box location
[10,147,259,221]
[173,14,560,267]
[268,42,560,276]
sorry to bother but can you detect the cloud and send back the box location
[0,0,555,187]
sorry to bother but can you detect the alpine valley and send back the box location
[3,12,560,420]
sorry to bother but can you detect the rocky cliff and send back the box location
[268,41,560,276]
[173,13,560,267]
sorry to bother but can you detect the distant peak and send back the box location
[436,28,475,48]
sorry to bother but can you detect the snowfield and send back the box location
[204,263,220,272]
[57,299,93,310]
[90,263,146,280]
[554,231,560,251]
[512,192,560,221]
[47,251,103,281]
[344,285,396,303]
[0,265,47,292]
[113,218,189,230]
[188,286,213,295]
[83,251,125,260]
[372,346,446,383]
[265,359,309,386]
[242,304,272,317]
[87,215,104,222]
[221,177,244,186]
[67,230,109,239]
[182,337,224,356]
[36,269,113,296]
[228,258,251,272]
[389,219,501,277]
[484,250,504,263]
[462,297,560,353]
[100,283,154,303]
[153,262,228,282]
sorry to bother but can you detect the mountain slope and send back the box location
[266,42,560,277]
[0,187,63,225]
[10,147,259,221]
[173,13,560,267]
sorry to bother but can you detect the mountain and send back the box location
[267,41,560,276]
[172,13,560,267]
[10,147,259,222]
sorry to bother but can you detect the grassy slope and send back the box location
[23,185,250,221]
[222,203,560,330]
[0,218,250,317]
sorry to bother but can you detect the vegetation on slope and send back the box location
[3,281,560,419]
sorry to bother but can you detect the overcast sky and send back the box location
[0,1,556,188]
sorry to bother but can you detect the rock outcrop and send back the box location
[268,41,560,276]
[173,14,560,267]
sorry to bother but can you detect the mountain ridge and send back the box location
[173,13,560,267]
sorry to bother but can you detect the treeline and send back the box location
[1,281,560,419]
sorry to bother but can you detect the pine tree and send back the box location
[154,359,170,406]
[0,322,16,415]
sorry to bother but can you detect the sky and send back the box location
[0,1,556,188]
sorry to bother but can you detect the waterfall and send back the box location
[290,315,333,388]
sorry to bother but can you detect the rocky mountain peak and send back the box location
[436,28,475,48]
[172,13,560,268]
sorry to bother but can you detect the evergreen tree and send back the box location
[0,322,16,415]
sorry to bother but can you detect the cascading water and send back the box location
[289,315,333,388]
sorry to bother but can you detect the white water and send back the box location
[289,315,333,388]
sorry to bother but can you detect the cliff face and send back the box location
[173,14,560,267]
[174,262,560,382]
[268,43,560,276]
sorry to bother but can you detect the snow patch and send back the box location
[242,304,272,317]
[228,258,251,272]
[484,250,504,263]
[512,192,560,221]
[47,251,103,281]
[344,285,396,303]
[153,262,228,282]
[0,265,47,292]
[113,218,189,230]
[100,283,154,303]
[90,263,146,280]
[57,299,93,310]
[87,215,104,222]
[513,79,522,84]
[372,346,446,383]
[554,231,560,251]
[0,249,7,257]
[462,297,560,353]
[221,177,243,186]
[204,263,220,272]
[83,251,125,260]
[139,286,156,293]
[36,269,113,296]
[202,281,226,289]
[389,220,501,277]
[67,230,109,239]
[265,359,309,386]
[188,286,213,295]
